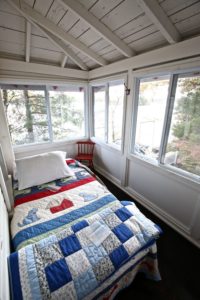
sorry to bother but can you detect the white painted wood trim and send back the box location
[0,185,10,300]
[0,167,11,213]
[0,58,88,79]
[7,0,107,66]
[0,146,13,212]
[94,163,200,248]
[25,21,31,63]
[0,93,15,174]
[137,0,181,44]
[88,35,200,79]
[61,55,68,68]
[38,26,88,70]
[57,0,134,57]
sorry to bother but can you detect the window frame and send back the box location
[90,75,127,153]
[131,70,200,184]
[0,83,88,150]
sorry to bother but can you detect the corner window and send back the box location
[133,72,200,180]
[1,84,86,147]
[92,80,125,149]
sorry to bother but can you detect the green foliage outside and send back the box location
[2,89,84,145]
[49,92,84,140]
[169,77,200,175]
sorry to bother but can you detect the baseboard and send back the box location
[94,164,200,249]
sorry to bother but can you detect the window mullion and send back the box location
[45,86,53,142]
[158,74,178,164]
[131,78,140,154]
[91,86,95,137]
[105,83,109,143]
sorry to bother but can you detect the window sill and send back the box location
[128,153,200,192]
[91,137,123,155]
[14,137,87,154]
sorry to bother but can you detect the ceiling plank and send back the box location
[137,0,181,44]
[25,20,31,62]
[57,0,135,57]
[89,35,200,79]
[6,0,88,70]
[61,55,68,67]
[6,0,107,66]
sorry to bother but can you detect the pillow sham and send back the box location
[16,151,74,190]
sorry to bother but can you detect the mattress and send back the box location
[9,159,162,299]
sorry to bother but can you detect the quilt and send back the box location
[9,200,161,300]
[11,160,116,250]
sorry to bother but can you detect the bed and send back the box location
[7,152,162,300]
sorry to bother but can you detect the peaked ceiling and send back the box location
[0,0,200,71]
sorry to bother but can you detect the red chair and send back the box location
[75,141,95,168]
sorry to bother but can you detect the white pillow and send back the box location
[16,151,74,190]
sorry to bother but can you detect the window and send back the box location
[164,75,200,177]
[93,85,106,140]
[1,87,49,145]
[1,84,86,146]
[133,72,200,180]
[108,82,124,146]
[49,86,85,141]
[92,80,125,149]
[134,76,170,160]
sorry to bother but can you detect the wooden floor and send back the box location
[96,172,200,300]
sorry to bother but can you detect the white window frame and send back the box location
[131,69,200,184]
[90,74,127,153]
[0,83,88,152]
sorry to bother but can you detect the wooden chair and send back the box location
[75,141,95,168]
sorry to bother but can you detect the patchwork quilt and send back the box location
[9,200,161,300]
[11,160,114,250]
[10,159,162,299]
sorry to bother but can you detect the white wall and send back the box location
[14,141,78,160]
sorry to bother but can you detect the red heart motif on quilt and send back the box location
[50,199,74,214]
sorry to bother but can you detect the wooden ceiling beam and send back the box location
[6,0,88,70]
[6,0,107,66]
[137,0,181,44]
[57,0,135,57]
[39,26,89,70]
[25,21,31,62]
[0,58,88,79]
[61,55,68,68]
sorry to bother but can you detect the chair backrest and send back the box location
[77,141,95,156]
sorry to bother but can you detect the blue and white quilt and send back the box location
[9,200,161,300]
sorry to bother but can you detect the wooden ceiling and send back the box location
[0,0,200,71]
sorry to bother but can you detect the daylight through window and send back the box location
[133,73,200,179]
[1,85,86,146]
[92,80,125,149]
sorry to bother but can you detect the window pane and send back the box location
[2,88,49,145]
[93,86,106,140]
[108,82,124,147]
[134,76,170,159]
[49,87,85,141]
[164,75,200,176]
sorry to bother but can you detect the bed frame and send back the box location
[0,145,11,300]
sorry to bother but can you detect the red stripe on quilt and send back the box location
[66,159,76,165]
[14,177,95,207]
